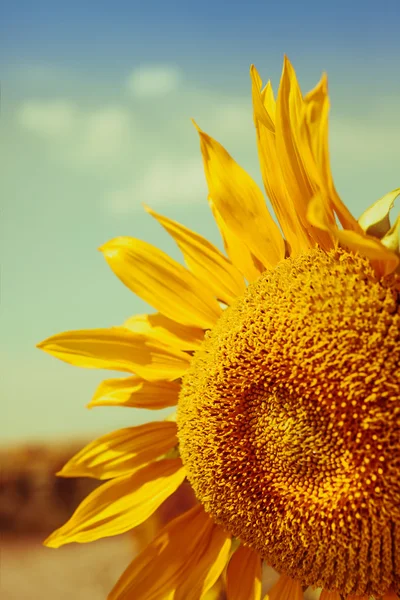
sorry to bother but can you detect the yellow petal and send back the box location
[382,214,400,255]
[250,65,275,132]
[319,590,341,600]
[250,64,313,256]
[144,204,246,304]
[37,328,191,381]
[57,421,178,479]
[358,188,400,238]
[275,56,335,251]
[174,529,231,600]
[194,121,285,269]
[267,573,304,600]
[209,197,263,282]
[100,237,221,329]
[226,545,262,600]
[44,458,185,547]
[109,504,231,600]
[308,193,400,276]
[87,376,180,409]
[123,312,204,351]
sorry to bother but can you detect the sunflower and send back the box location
[37,56,400,600]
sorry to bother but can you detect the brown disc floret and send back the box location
[177,248,400,598]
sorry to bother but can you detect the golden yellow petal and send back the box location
[381,214,400,255]
[194,122,285,269]
[250,65,275,132]
[226,545,262,600]
[37,328,191,381]
[358,188,400,238]
[261,76,276,115]
[251,64,313,256]
[123,312,204,351]
[144,204,246,304]
[209,197,263,283]
[308,193,400,276]
[109,504,231,600]
[44,458,185,547]
[266,573,304,600]
[275,56,335,251]
[57,421,178,479]
[100,237,221,329]
[87,376,180,409]
[300,69,361,234]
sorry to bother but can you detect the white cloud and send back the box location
[108,157,207,213]
[330,116,399,159]
[16,101,133,166]
[76,107,132,164]
[126,65,182,98]
[210,103,253,136]
[16,100,77,137]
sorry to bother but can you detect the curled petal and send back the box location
[358,188,400,238]
[308,194,399,277]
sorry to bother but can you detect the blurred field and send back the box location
[0,442,319,599]
[0,441,134,599]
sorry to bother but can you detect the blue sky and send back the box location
[2,0,400,442]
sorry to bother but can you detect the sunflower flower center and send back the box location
[177,248,400,598]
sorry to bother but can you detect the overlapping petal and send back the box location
[194,122,285,269]
[57,421,178,479]
[250,65,313,256]
[88,376,180,409]
[123,312,204,351]
[275,56,335,251]
[37,328,191,381]
[209,197,263,282]
[382,215,400,255]
[144,204,246,304]
[358,188,400,238]
[308,193,400,276]
[226,545,262,600]
[109,504,231,600]
[100,237,221,329]
[44,458,185,547]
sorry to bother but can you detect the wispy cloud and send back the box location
[126,65,182,98]
[16,101,134,167]
[17,100,78,137]
[108,156,207,213]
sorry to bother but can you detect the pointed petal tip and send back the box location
[191,118,201,133]
[43,531,63,549]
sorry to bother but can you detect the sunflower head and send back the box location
[38,57,400,600]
